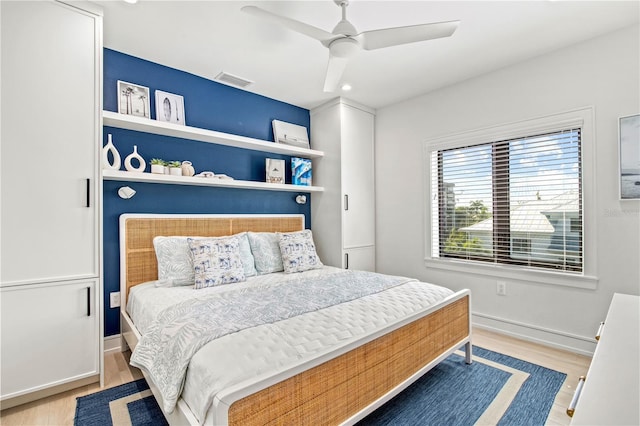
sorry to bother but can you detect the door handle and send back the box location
[86,178,91,208]
[86,286,91,317]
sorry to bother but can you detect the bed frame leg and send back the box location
[464,341,473,364]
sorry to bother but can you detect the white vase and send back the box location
[169,167,182,176]
[102,134,121,170]
[124,145,146,173]
[181,161,195,177]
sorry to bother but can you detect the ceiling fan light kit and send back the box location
[242,0,459,93]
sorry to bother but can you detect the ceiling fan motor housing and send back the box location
[329,37,359,58]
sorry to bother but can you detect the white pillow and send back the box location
[278,229,323,273]
[188,236,245,289]
[153,233,257,286]
[247,232,284,274]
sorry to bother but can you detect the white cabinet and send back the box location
[311,98,375,271]
[570,293,639,425]
[0,0,102,406]
[0,280,100,400]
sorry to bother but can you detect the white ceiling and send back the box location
[94,1,639,110]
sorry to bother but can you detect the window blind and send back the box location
[431,128,582,272]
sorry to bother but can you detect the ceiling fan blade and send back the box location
[242,6,336,43]
[323,54,349,92]
[355,20,460,50]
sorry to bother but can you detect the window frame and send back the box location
[423,107,598,289]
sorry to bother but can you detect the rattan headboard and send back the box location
[119,214,305,299]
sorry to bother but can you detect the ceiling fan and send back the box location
[242,0,459,92]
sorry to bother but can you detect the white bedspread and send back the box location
[127,267,454,424]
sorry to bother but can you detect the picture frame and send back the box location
[266,158,285,184]
[272,120,310,150]
[619,114,640,200]
[117,80,150,118]
[291,157,312,186]
[155,90,186,125]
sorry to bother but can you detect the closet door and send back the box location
[0,280,100,399]
[341,104,375,251]
[0,1,99,285]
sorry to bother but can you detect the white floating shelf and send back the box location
[103,111,324,159]
[103,169,324,193]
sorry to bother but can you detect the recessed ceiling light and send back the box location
[123,0,138,4]
[341,83,352,91]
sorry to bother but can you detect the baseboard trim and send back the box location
[472,311,596,357]
[103,334,123,355]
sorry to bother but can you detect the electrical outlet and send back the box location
[496,281,507,296]
[110,291,121,308]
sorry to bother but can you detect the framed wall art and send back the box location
[117,80,150,118]
[619,114,640,200]
[155,90,185,125]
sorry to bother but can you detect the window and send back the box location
[430,126,583,273]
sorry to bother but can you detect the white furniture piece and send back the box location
[102,111,324,192]
[0,0,103,408]
[310,98,376,271]
[570,293,640,425]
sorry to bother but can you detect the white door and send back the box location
[341,104,375,250]
[0,280,100,399]
[1,1,99,285]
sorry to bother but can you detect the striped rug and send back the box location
[74,346,565,426]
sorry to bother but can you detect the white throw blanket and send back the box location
[130,270,415,413]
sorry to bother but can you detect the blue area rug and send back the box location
[74,346,565,426]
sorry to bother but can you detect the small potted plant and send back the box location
[150,158,166,174]
[168,160,182,176]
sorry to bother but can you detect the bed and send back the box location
[119,213,472,425]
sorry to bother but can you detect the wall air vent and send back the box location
[214,71,254,89]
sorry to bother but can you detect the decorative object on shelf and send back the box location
[155,90,185,125]
[181,161,195,177]
[295,194,307,205]
[117,80,150,118]
[102,133,121,170]
[150,158,166,174]
[272,120,310,149]
[266,158,285,184]
[167,161,183,176]
[619,113,640,200]
[124,145,146,173]
[291,157,312,186]
[117,186,136,199]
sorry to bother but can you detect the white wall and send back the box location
[375,24,640,355]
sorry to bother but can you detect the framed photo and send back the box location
[117,80,150,118]
[272,120,310,149]
[266,158,285,184]
[291,157,312,186]
[619,114,640,199]
[155,90,186,125]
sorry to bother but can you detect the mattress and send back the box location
[127,266,455,424]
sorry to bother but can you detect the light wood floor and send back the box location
[0,327,591,425]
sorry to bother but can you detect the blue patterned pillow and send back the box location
[188,236,246,289]
[278,229,323,273]
[153,234,256,286]
[247,232,284,274]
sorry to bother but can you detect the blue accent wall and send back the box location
[103,49,312,336]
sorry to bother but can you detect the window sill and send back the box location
[424,257,598,290]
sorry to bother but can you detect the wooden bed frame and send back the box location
[119,213,472,425]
